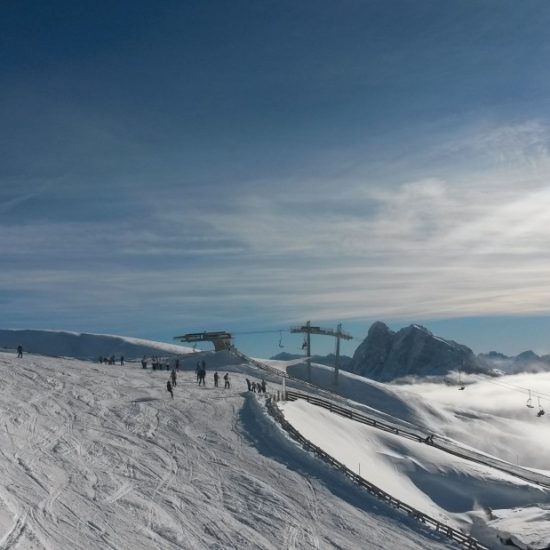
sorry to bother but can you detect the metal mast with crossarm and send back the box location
[290,321,352,384]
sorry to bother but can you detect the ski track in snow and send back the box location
[0,352,453,549]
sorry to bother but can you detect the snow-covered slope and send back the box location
[279,359,550,472]
[279,399,550,549]
[397,373,550,470]
[0,329,196,360]
[0,351,451,550]
[4,329,550,549]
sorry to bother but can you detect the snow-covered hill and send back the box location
[0,329,196,360]
[0,350,451,550]
[2,329,550,549]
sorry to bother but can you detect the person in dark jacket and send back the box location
[261,379,266,393]
[245,378,251,391]
[196,362,201,382]
[224,373,230,389]
[167,380,173,399]
[214,372,219,387]
[16,345,23,358]
[171,369,177,387]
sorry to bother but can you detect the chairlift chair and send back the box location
[458,371,465,390]
[526,390,535,409]
[537,397,545,417]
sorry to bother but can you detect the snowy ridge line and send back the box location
[285,390,550,491]
[265,397,488,550]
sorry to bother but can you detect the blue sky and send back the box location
[3,1,550,358]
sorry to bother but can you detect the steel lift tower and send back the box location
[290,321,352,384]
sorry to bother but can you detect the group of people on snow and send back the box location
[98,355,123,365]
[246,378,266,393]
[138,356,180,371]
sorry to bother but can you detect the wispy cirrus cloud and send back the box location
[3,120,550,337]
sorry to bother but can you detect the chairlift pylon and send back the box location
[458,370,465,390]
[278,331,284,348]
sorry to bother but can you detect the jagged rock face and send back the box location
[348,322,483,381]
[350,321,395,379]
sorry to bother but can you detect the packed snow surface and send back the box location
[0,351,451,550]
[4,330,550,549]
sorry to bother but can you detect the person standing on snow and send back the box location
[214,372,219,387]
[16,345,23,358]
[224,373,230,389]
[171,369,177,387]
[198,367,206,386]
[167,380,174,399]
[261,379,266,393]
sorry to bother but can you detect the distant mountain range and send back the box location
[272,321,550,381]
[478,349,550,374]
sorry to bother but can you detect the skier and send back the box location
[167,380,173,399]
[261,379,266,393]
[224,373,230,389]
[196,362,201,382]
[16,345,23,358]
[214,372,219,387]
[251,381,256,393]
[171,369,177,387]
[120,356,124,366]
[141,356,147,369]
[245,378,251,391]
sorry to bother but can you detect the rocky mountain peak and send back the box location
[346,321,485,382]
